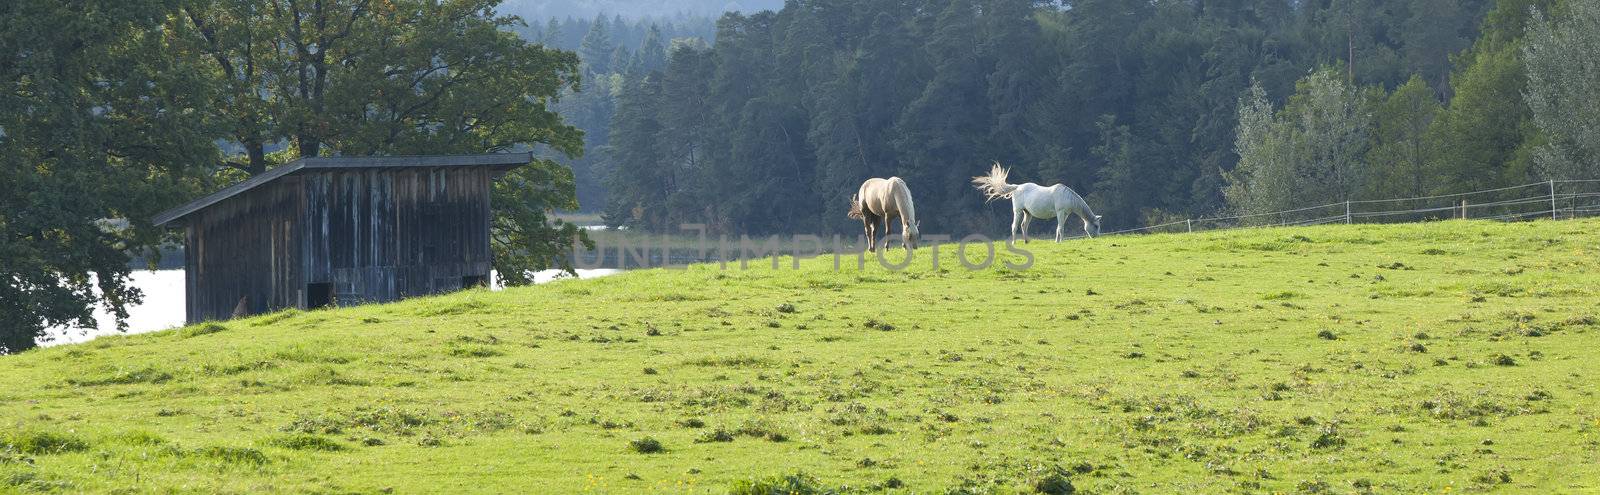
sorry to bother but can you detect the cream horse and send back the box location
[972,163,1101,242]
[847,177,920,252]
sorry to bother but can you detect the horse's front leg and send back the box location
[871,215,885,252]
[1055,215,1066,242]
[879,217,890,252]
[902,216,915,249]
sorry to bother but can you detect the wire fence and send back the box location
[1101,179,1600,237]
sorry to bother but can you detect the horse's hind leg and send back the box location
[1020,211,1031,244]
[1010,209,1023,244]
[1055,215,1066,242]
[862,215,877,253]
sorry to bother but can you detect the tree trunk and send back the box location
[245,141,266,176]
[298,136,321,159]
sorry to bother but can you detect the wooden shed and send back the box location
[153,154,530,323]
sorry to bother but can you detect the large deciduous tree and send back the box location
[1226,69,1374,217]
[1226,82,1295,216]
[1523,0,1600,180]
[173,0,591,285]
[1421,0,1554,192]
[1366,75,1442,198]
[1,0,218,352]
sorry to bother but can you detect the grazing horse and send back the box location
[971,163,1102,243]
[847,177,921,252]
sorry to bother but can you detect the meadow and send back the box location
[2,220,1598,494]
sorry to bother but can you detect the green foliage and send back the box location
[1523,0,1600,180]
[168,0,593,285]
[512,15,717,213]
[1420,0,1557,192]
[1226,69,1373,216]
[491,159,593,286]
[598,0,1504,234]
[579,14,616,76]
[1424,42,1539,192]
[1366,75,1443,199]
[0,0,218,352]
[2,0,598,351]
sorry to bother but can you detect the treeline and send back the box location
[494,0,783,21]
[600,0,1595,234]
[511,14,717,211]
[514,13,716,54]
[1227,0,1598,217]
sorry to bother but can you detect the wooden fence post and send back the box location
[1345,201,1352,224]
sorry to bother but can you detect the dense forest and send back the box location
[595,0,1596,235]
[511,14,719,211]
[496,0,783,20]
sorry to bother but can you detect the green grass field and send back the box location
[3,220,1599,494]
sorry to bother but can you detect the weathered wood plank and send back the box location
[181,163,501,323]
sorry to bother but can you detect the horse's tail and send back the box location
[846,194,865,219]
[971,162,1018,202]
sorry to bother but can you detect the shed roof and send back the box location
[152,153,532,226]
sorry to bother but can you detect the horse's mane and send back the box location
[846,194,864,219]
[1062,185,1093,213]
[971,162,1018,202]
[892,179,917,233]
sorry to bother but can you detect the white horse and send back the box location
[847,177,920,252]
[971,163,1101,243]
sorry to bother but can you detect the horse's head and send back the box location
[904,220,921,251]
[1085,215,1103,237]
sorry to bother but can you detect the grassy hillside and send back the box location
[3,220,1600,494]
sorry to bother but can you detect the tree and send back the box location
[580,13,614,75]
[892,0,990,232]
[650,41,716,227]
[592,0,1528,234]
[1422,0,1555,192]
[175,0,592,284]
[1226,69,1373,216]
[1,0,218,352]
[542,17,562,46]
[1226,81,1296,216]
[1523,1,1600,180]
[1090,115,1139,223]
[1367,75,1442,198]
[633,25,669,74]
[603,74,668,228]
[1424,43,1537,192]
[609,45,634,76]
[1401,0,1479,95]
